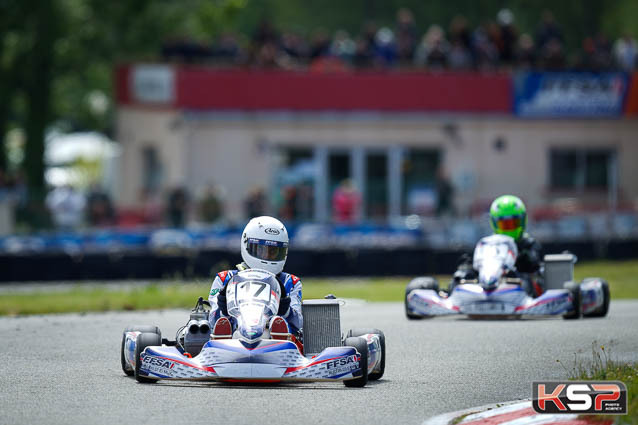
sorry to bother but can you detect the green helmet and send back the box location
[489,195,527,240]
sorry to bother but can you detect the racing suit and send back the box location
[514,233,544,297]
[450,233,544,297]
[208,264,303,335]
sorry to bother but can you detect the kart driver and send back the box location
[452,195,544,297]
[208,216,303,347]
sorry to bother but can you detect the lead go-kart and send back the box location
[405,234,610,320]
[121,269,385,387]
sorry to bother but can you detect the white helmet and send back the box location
[240,216,289,275]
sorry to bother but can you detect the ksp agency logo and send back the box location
[532,381,627,415]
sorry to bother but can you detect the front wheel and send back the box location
[583,279,610,318]
[121,325,162,376]
[563,281,581,320]
[343,337,369,388]
[134,332,162,383]
[405,277,438,320]
[347,328,385,380]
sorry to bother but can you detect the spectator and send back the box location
[197,184,224,224]
[282,31,309,62]
[592,33,614,71]
[279,185,297,221]
[331,30,356,62]
[309,28,332,60]
[166,187,189,228]
[46,185,86,230]
[414,25,448,69]
[472,23,500,70]
[496,9,518,65]
[141,188,163,225]
[332,179,361,224]
[614,32,637,71]
[244,186,267,218]
[540,38,566,70]
[449,15,473,51]
[213,32,243,65]
[435,168,455,217]
[373,27,397,67]
[253,19,278,46]
[155,8,627,73]
[535,10,563,51]
[161,35,213,63]
[395,8,418,65]
[254,41,281,68]
[86,184,115,227]
[516,33,537,69]
[448,39,473,70]
[352,36,374,68]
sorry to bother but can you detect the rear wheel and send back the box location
[121,325,162,376]
[563,281,582,320]
[134,332,162,383]
[405,277,438,320]
[583,279,610,318]
[347,328,385,380]
[343,337,369,388]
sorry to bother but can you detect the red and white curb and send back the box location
[423,400,612,425]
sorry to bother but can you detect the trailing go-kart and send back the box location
[121,269,385,387]
[405,234,610,320]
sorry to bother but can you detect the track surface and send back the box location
[1,301,637,425]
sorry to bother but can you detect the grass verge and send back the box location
[562,344,637,424]
[0,259,636,316]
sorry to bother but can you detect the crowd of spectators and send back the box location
[161,9,637,73]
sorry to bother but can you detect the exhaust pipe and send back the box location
[198,320,211,335]
[188,320,200,334]
[187,320,211,335]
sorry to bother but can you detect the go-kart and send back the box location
[121,269,385,387]
[405,234,610,320]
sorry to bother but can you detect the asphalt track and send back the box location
[1,301,637,425]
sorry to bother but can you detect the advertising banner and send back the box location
[514,72,628,118]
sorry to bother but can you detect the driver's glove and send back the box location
[277,296,291,317]
[217,291,229,316]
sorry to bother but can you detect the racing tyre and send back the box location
[405,277,438,320]
[343,337,368,388]
[563,281,581,320]
[347,328,385,380]
[583,279,610,318]
[121,325,162,376]
[134,332,162,383]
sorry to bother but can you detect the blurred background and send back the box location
[1,0,637,280]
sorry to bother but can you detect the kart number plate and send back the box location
[467,302,505,313]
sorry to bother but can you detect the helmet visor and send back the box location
[246,238,288,262]
[494,216,523,231]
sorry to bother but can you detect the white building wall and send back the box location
[116,107,638,220]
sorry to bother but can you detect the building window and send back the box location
[365,152,388,220]
[549,149,614,190]
[401,149,441,215]
[274,147,316,222]
[141,146,162,193]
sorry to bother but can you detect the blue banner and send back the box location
[514,72,629,117]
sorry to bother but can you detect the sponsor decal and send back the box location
[210,288,220,296]
[217,271,228,282]
[264,228,280,236]
[532,381,627,415]
[290,274,300,285]
[142,356,176,375]
[324,354,360,375]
